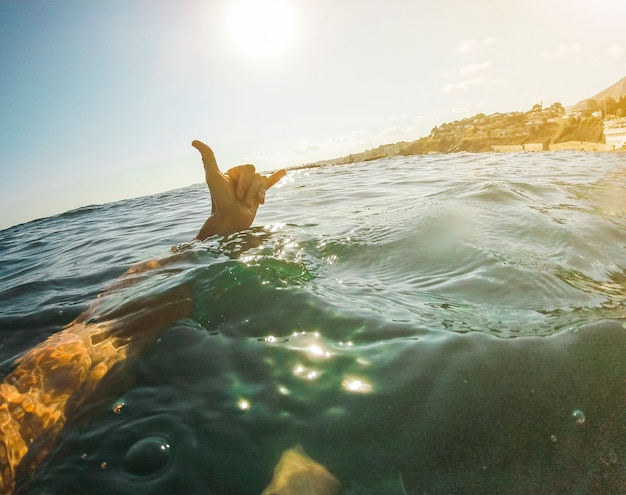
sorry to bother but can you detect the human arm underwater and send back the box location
[0,141,286,493]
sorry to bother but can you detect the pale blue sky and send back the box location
[1,0,625,229]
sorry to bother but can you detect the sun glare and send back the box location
[223,0,296,59]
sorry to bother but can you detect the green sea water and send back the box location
[1,152,625,494]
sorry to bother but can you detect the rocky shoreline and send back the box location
[298,95,626,169]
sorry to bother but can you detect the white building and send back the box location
[604,118,626,150]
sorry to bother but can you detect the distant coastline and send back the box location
[297,77,626,169]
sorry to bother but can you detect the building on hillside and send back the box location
[603,118,626,150]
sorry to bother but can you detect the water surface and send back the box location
[1,152,625,493]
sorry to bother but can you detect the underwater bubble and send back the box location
[572,409,586,425]
[123,436,171,476]
[550,434,558,443]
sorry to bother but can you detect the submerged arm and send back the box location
[0,140,285,492]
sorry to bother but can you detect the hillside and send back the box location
[301,76,626,166]
[403,77,626,154]
[401,104,606,155]
[571,75,626,110]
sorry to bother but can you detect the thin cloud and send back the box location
[388,112,411,121]
[377,115,428,141]
[541,42,582,57]
[606,44,625,60]
[326,130,369,146]
[272,131,372,165]
[387,113,425,123]
[376,126,414,140]
[441,62,493,79]
[457,38,495,54]
[450,104,473,116]
[440,77,500,94]
[439,59,499,94]
[460,62,493,76]
[289,142,320,155]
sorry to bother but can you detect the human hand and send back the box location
[192,140,286,240]
[261,445,342,495]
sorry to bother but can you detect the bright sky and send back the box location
[1,0,625,230]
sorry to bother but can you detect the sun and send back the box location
[223,0,296,60]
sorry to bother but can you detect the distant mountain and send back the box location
[571,75,626,110]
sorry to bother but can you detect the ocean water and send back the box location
[0,152,625,494]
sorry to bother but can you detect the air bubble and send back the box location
[572,409,585,425]
[123,437,171,476]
